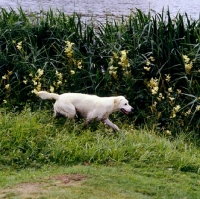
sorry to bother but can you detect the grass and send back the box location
[0,108,200,198]
[0,107,200,170]
[0,164,200,198]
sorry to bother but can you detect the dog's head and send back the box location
[114,96,134,115]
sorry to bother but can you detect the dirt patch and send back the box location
[52,173,86,185]
[0,182,45,199]
[0,173,86,198]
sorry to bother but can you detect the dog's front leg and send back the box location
[83,118,92,128]
[102,118,119,131]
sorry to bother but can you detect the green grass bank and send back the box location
[0,108,200,198]
[1,107,200,171]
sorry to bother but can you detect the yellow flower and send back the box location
[149,101,157,113]
[185,62,193,74]
[65,41,74,48]
[157,93,165,101]
[148,77,158,88]
[173,105,180,112]
[170,105,180,118]
[55,70,63,80]
[32,80,37,85]
[166,130,172,136]
[167,92,171,97]
[184,109,191,116]
[112,52,118,59]
[168,87,173,92]
[165,74,171,82]
[152,101,157,107]
[16,41,22,50]
[37,69,44,77]
[124,71,130,76]
[7,70,12,76]
[148,77,159,95]
[50,86,54,93]
[2,75,7,79]
[77,61,82,69]
[121,50,128,56]
[109,65,118,79]
[170,113,176,118]
[146,61,151,66]
[149,56,155,62]
[182,55,193,74]
[118,50,130,69]
[150,78,158,87]
[31,89,38,94]
[112,71,118,79]
[57,80,62,85]
[36,83,41,91]
[169,97,175,101]
[65,41,74,58]
[5,84,10,89]
[70,70,75,75]
[23,80,27,84]
[182,55,190,63]
[144,66,151,71]
[109,57,114,65]
[196,105,200,111]
[109,65,118,71]
[151,86,159,95]
[177,89,182,94]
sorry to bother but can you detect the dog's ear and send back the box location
[114,98,119,107]
[114,96,123,106]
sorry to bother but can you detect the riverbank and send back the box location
[0,108,200,198]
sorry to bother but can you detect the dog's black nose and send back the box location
[131,107,134,111]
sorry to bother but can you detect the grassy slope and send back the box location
[0,108,200,198]
[1,107,200,170]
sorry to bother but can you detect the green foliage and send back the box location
[0,7,200,132]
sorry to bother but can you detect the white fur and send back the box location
[36,91,133,131]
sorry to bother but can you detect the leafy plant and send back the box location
[0,7,200,133]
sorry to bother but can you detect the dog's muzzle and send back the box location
[121,107,134,115]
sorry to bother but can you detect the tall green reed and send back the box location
[0,7,200,133]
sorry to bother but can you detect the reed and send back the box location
[0,7,200,133]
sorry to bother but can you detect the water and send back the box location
[0,0,199,21]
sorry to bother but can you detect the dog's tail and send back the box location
[36,91,59,100]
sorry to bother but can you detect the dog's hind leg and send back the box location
[102,118,119,131]
[54,101,76,121]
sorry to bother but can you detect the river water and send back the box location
[0,0,199,21]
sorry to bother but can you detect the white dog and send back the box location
[36,91,133,131]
